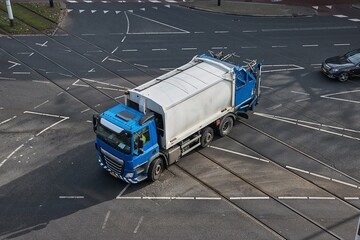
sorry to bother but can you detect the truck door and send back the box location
[133,123,158,166]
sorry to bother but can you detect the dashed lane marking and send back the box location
[286,165,359,189]
[208,145,269,163]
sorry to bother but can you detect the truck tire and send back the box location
[148,158,163,182]
[200,127,214,147]
[219,116,234,137]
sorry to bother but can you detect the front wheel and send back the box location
[200,127,214,147]
[148,158,163,182]
[338,72,349,82]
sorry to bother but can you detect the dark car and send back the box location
[321,48,360,82]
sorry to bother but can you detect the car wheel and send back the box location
[338,73,349,82]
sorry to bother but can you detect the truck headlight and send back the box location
[125,173,134,178]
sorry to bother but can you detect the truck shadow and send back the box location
[0,142,128,239]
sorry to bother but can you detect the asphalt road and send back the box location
[1,1,360,240]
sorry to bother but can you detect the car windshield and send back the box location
[345,50,360,64]
[96,123,132,154]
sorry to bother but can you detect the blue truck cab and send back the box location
[93,104,159,183]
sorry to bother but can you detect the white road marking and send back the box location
[152,48,167,51]
[67,9,73,13]
[81,108,90,113]
[286,165,359,188]
[181,48,197,51]
[194,31,204,34]
[102,56,109,62]
[91,10,97,13]
[13,72,30,75]
[302,44,319,47]
[127,12,190,34]
[211,47,227,50]
[0,116,16,126]
[308,197,335,200]
[103,10,109,14]
[121,36,126,43]
[266,104,282,110]
[117,196,142,200]
[215,31,229,34]
[102,211,111,229]
[272,45,287,48]
[230,197,269,200]
[115,11,121,14]
[326,5,332,9]
[344,197,359,200]
[32,80,50,84]
[254,112,360,141]
[242,46,257,49]
[291,90,310,96]
[279,196,307,200]
[59,196,84,199]
[332,179,358,188]
[88,68,95,73]
[262,64,304,73]
[81,33,96,36]
[122,49,138,52]
[134,63,148,68]
[295,98,311,103]
[116,183,131,199]
[0,144,24,168]
[208,145,269,163]
[334,15,348,18]
[67,0,77,3]
[242,30,257,33]
[312,6,319,10]
[79,10,85,13]
[349,19,360,22]
[0,77,16,80]
[111,46,119,54]
[133,216,144,234]
[108,58,122,63]
[34,100,49,109]
[8,61,21,69]
[334,43,350,46]
[321,89,360,104]
[196,197,221,200]
[24,111,69,136]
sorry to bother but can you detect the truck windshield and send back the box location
[96,124,132,154]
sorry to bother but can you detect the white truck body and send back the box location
[128,55,236,150]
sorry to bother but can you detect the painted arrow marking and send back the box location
[321,89,360,104]
[8,61,21,69]
[35,41,48,47]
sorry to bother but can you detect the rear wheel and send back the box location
[200,127,214,147]
[219,116,234,137]
[338,73,349,82]
[148,158,163,182]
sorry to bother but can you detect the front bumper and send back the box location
[98,157,141,184]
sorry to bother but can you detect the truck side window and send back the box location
[134,127,150,150]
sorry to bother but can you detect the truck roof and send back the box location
[101,103,144,132]
[130,55,234,111]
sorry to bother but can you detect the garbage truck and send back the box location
[93,53,262,183]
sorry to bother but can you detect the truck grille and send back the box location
[101,148,124,174]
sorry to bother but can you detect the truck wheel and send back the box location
[148,158,163,182]
[219,116,234,137]
[200,127,214,147]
